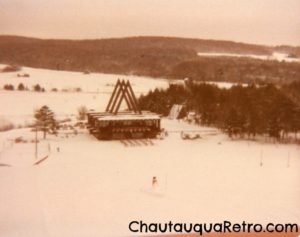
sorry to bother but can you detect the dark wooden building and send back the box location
[87,80,161,140]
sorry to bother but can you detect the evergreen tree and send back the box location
[34,105,58,139]
[33,84,42,92]
[3,84,14,90]
[138,81,300,143]
[17,83,25,91]
[224,107,241,137]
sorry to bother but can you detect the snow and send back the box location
[0,123,299,237]
[0,65,243,126]
[0,64,169,94]
[0,65,169,125]
[197,52,300,63]
[0,65,299,237]
[205,81,247,89]
[168,104,183,119]
[170,80,247,89]
[96,114,160,121]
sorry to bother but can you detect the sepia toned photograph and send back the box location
[0,1,299,236]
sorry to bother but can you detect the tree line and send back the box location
[139,82,300,141]
[1,36,299,85]
[3,83,45,92]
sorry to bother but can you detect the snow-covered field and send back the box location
[0,64,170,94]
[0,65,170,125]
[0,65,299,237]
[197,52,300,63]
[0,123,299,237]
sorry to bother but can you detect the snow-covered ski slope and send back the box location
[0,122,299,237]
[0,65,299,237]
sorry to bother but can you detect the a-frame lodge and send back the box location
[87,79,161,140]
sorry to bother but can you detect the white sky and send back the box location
[0,0,299,46]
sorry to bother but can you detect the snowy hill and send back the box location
[0,121,299,237]
[0,65,299,237]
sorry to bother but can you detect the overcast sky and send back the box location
[0,0,299,46]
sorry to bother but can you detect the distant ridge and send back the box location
[0,35,299,84]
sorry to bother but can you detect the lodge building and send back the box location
[87,80,161,140]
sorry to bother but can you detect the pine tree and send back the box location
[18,83,25,91]
[34,105,58,139]
[225,107,240,138]
[33,84,42,92]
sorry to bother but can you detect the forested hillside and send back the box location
[1,36,299,84]
[139,82,300,141]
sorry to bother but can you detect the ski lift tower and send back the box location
[87,79,161,140]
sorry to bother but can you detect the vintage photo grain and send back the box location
[0,1,299,236]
